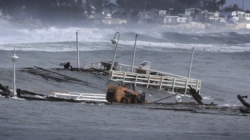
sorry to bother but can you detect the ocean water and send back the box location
[0,19,250,139]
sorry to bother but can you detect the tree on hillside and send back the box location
[217,0,226,9]
[178,0,200,8]
[224,4,243,12]
[91,0,110,13]
[200,0,220,11]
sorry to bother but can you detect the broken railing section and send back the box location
[16,88,109,104]
[52,91,108,103]
[109,70,201,95]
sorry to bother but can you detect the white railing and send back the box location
[81,61,202,94]
[109,71,201,94]
[52,92,108,103]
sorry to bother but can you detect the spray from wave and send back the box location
[0,19,249,52]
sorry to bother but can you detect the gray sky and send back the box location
[225,0,250,10]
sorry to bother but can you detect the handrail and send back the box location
[110,71,201,94]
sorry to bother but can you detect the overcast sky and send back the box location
[225,0,250,10]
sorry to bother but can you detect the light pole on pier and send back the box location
[188,47,195,78]
[131,34,138,72]
[11,47,18,96]
[76,31,80,68]
[110,32,120,71]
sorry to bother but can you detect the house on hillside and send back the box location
[243,12,250,29]
[219,12,234,23]
[112,10,126,19]
[127,9,139,23]
[147,8,160,18]
[154,10,168,24]
[102,18,127,25]
[102,8,112,19]
[201,10,220,22]
[84,5,96,17]
[245,13,250,21]
[164,16,178,24]
[101,9,127,25]
[138,11,153,24]
[184,8,201,22]
[159,10,167,16]
[169,9,185,16]
[229,11,246,23]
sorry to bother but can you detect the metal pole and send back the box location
[11,47,18,96]
[110,32,120,71]
[188,47,195,78]
[13,59,16,96]
[76,31,80,68]
[131,34,138,72]
[243,0,245,10]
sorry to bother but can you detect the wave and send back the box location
[0,20,249,52]
[1,41,249,53]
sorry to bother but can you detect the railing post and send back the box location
[98,62,101,69]
[196,80,199,91]
[198,80,201,94]
[135,74,138,87]
[184,78,188,95]
[110,71,113,80]
[147,75,151,88]
[159,76,163,90]
[172,78,176,92]
[123,72,126,82]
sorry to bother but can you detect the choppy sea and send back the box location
[0,19,250,139]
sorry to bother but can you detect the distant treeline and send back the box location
[0,0,248,23]
[0,0,246,13]
[0,0,231,12]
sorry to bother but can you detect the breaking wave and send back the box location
[0,19,249,52]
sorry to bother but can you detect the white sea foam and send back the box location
[0,41,249,53]
[202,96,214,100]
[0,24,249,53]
[218,104,239,107]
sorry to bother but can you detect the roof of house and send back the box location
[148,8,159,12]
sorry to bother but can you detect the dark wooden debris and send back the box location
[0,84,11,97]
[188,85,203,105]
[237,94,250,108]
[240,108,250,114]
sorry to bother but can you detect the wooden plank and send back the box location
[34,66,88,85]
